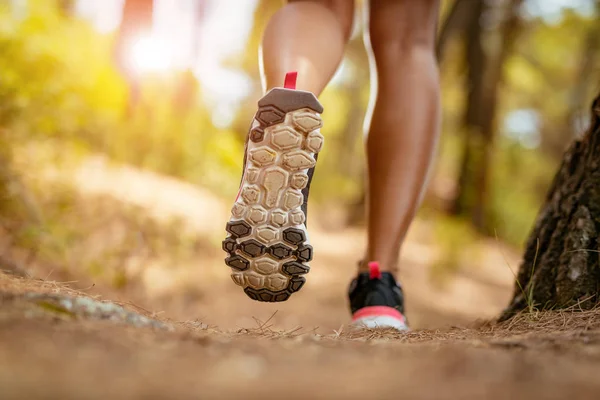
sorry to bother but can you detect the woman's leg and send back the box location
[260,0,354,94]
[225,1,355,302]
[364,0,441,272]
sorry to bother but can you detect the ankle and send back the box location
[357,259,397,275]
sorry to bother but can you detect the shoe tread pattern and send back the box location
[223,88,323,302]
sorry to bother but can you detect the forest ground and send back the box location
[1,157,600,399]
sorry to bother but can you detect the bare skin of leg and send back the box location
[260,0,354,94]
[363,0,441,273]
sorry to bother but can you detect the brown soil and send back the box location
[2,272,600,400]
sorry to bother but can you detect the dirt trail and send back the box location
[2,272,600,399]
[4,157,598,399]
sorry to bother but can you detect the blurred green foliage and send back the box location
[434,3,599,247]
[1,0,245,198]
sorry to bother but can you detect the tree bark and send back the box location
[501,93,600,320]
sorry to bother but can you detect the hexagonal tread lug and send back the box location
[247,205,268,225]
[256,105,285,126]
[282,189,303,211]
[282,227,306,246]
[239,239,266,258]
[249,147,276,167]
[270,210,288,227]
[256,225,279,245]
[245,272,265,289]
[249,126,264,142]
[259,292,275,302]
[282,150,316,171]
[222,238,237,254]
[267,274,288,291]
[244,287,260,301]
[244,288,290,302]
[241,185,261,204]
[295,245,313,262]
[268,243,294,260]
[288,277,306,293]
[226,221,251,238]
[290,173,308,190]
[225,255,249,271]
[246,168,260,183]
[271,126,301,150]
[289,210,305,225]
[244,287,273,302]
[231,203,246,218]
[274,292,291,302]
[282,261,310,275]
[292,112,323,133]
[254,257,279,275]
[305,131,324,153]
[231,273,244,287]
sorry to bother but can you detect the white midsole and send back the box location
[352,315,410,331]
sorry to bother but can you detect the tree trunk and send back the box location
[448,0,485,218]
[436,0,471,63]
[450,0,522,233]
[57,0,76,16]
[114,0,154,109]
[501,93,600,320]
[472,0,523,230]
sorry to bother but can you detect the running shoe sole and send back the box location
[223,87,323,302]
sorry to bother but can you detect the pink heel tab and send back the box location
[284,72,298,89]
[368,261,382,280]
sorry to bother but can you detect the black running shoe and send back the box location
[348,261,409,330]
[222,72,324,302]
